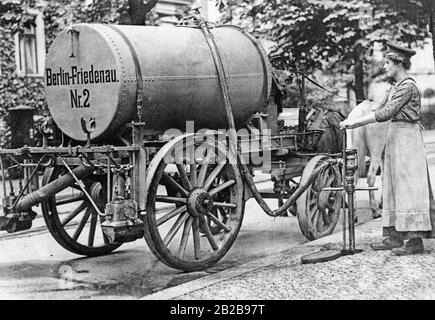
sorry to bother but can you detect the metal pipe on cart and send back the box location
[348,190,355,251]
[14,163,93,212]
[328,130,360,253]
[57,156,105,217]
[342,130,347,252]
[107,152,112,204]
[344,147,358,253]
[1,157,6,198]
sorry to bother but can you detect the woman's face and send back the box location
[383,58,399,78]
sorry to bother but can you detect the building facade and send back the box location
[0,0,200,147]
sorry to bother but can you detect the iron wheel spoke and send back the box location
[199,215,219,251]
[203,163,225,191]
[205,212,231,233]
[217,207,228,220]
[209,180,235,197]
[72,207,92,241]
[157,205,187,226]
[189,145,197,187]
[88,210,98,247]
[175,154,192,190]
[61,201,88,227]
[163,212,189,247]
[192,217,201,260]
[197,148,213,187]
[155,196,187,204]
[162,173,189,197]
[178,216,194,259]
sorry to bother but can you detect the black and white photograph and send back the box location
[1,0,435,305]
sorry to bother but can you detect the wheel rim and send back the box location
[297,156,342,240]
[42,167,121,256]
[143,135,244,272]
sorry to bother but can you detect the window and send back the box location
[18,25,38,74]
[14,11,45,77]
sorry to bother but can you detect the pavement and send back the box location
[144,216,435,300]
[140,132,435,300]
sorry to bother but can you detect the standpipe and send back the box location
[197,15,329,217]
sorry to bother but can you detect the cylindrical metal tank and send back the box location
[44,24,272,141]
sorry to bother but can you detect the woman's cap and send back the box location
[386,42,416,61]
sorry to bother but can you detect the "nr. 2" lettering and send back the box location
[70,89,90,108]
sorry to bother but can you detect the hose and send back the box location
[199,20,331,217]
[242,161,329,216]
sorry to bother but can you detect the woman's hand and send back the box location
[339,119,359,129]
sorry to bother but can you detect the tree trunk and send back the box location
[430,0,435,69]
[127,0,159,25]
[353,44,366,103]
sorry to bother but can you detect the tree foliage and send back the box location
[217,0,430,102]
[0,0,161,31]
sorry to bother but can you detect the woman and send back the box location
[340,42,435,255]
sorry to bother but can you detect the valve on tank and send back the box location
[101,169,143,243]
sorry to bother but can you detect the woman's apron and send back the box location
[381,79,435,239]
[382,121,434,238]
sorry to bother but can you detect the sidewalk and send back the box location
[144,217,435,300]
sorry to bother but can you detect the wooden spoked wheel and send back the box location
[41,167,121,256]
[143,135,244,272]
[296,155,342,241]
[201,176,230,235]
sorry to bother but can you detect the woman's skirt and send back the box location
[382,121,435,240]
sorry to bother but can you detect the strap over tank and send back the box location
[219,25,272,107]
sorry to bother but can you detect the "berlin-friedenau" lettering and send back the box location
[45,65,118,86]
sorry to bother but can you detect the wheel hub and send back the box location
[187,188,213,217]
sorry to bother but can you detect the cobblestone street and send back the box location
[147,219,435,300]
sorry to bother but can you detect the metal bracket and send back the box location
[58,155,105,217]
